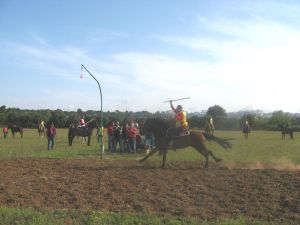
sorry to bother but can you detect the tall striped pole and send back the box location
[81,64,104,159]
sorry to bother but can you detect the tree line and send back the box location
[1,105,300,131]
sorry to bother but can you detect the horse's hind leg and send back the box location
[194,141,221,168]
[160,149,167,168]
[68,135,74,146]
[208,149,222,163]
[139,149,159,162]
[87,136,91,146]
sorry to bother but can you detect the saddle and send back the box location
[166,126,190,139]
[178,128,190,137]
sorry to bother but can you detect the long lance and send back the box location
[163,97,190,103]
[86,119,94,124]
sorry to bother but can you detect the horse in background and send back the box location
[37,122,46,137]
[242,124,251,139]
[68,119,97,146]
[278,124,293,139]
[204,121,214,136]
[8,124,23,138]
[139,118,232,168]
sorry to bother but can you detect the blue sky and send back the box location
[1,0,300,113]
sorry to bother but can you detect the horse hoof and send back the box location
[216,158,222,163]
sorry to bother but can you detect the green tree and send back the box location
[206,105,226,118]
[268,110,292,130]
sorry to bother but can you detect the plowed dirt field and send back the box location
[0,159,299,223]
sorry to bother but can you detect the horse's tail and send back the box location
[203,133,232,149]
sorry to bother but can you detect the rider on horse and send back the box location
[77,116,89,133]
[208,115,214,130]
[79,117,86,127]
[245,119,251,129]
[40,120,45,128]
[168,101,189,137]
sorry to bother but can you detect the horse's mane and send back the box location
[146,118,170,129]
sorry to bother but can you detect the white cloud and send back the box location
[2,3,300,113]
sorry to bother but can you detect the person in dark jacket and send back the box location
[121,122,129,153]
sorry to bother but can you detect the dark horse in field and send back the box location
[8,124,23,138]
[242,124,251,139]
[278,124,293,139]
[68,120,97,146]
[139,118,232,168]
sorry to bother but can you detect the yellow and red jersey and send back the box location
[175,111,188,128]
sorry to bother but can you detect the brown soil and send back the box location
[0,158,299,223]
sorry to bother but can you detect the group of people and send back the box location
[107,121,139,153]
[3,101,253,153]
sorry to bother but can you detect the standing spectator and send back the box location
[114,121,122,152]
[121,122,129,153]
[107,121,115,153]
[127,122,137,153]
[3,127,8,139]
[46,123,56,150]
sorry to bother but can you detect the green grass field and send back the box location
[0,207,291,225]
[1,129,299,165]
[0,129,299,225]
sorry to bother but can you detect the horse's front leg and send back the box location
[204,157,208,168]
[161,149,168,168]
[87,136,91,146]
[68,134,74,146]
[139,149,159,162]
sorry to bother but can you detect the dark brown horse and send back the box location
[278,124,293,139]
[68,120,97,146]
[139,118,231,168]
[8,124,23,138]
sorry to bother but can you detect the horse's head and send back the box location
[278,124,284,130]
[7,124,14,129]
[140,118,169,137]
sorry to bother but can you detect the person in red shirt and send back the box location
[127,122,137,153]
[46,123,57,150]
[3,127,8,139]
[107,121,115,153]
